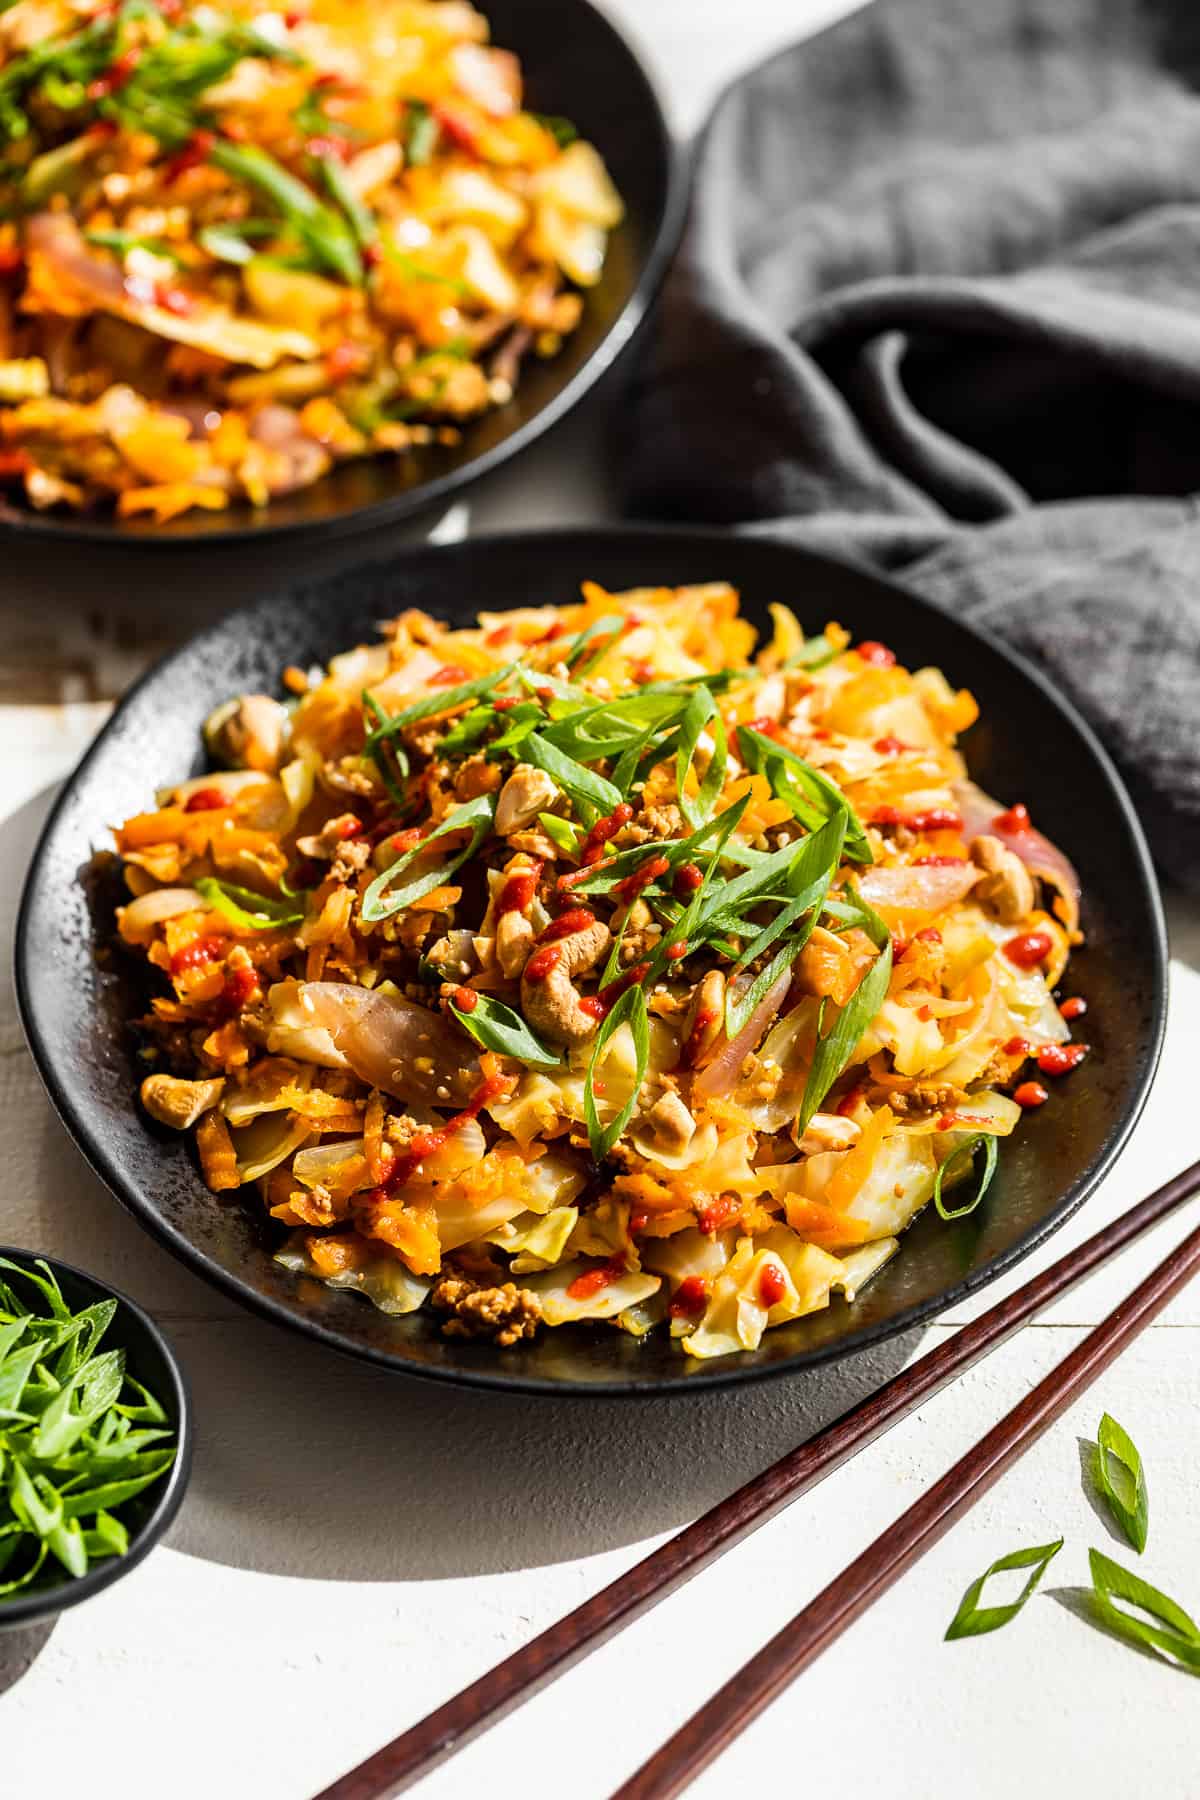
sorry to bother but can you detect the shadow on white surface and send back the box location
[0,1620,55,1697]
[167,1317,925,1581]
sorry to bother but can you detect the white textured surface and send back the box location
[3,3,1199,1796]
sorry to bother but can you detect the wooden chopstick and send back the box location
[614,1193,1200,1800]
[312,1155,1200,1800]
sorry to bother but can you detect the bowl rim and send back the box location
[14,523,1169,1397]
[0,0,687,550]
[0,1246,192,1627]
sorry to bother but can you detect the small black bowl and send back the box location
[0,1249,192,1631]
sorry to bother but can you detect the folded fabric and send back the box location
[621,0,1200,886]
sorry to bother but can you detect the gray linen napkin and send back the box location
[621,0,1200,885]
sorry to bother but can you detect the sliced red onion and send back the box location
[857,861,979,915]
[953,779,1081,934]
[694,969,791,1100]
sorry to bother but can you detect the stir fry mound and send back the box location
[114,582,1089,1358]
[0,0,622,521]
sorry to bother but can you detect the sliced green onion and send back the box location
[1084,1549,1200,1670]
[797,889,892,1131]
[195,875,305,931]
[933,1132,999,1222]
[521,731,621,817]
[360,792,495,922]
[537,812,581,856]
[448,992,560,1070]
[584,983,649,1163]
[944,1539,1063,1640]
[1096,1414,1149,1554]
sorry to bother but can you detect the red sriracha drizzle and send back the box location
[613,855,669,906]
[1004,930,1053,969]
[1060,996,1087,1021]
[567,1255,626,1301]
[1014,1081,1049,1108]
[912,855,968,867]
[452,986,478,1014]
[184,787,227,813]
[582,805,635,867]
[678,1002,719,1067]
[698,1195,741,1235]
[212,962,259,1022]
[537,908,595,942]
[993,802,1032,835]
[669,1275,710,1320]
[871,806,963,832]
[1037,1042,1089,1076]
[164,127,215,184]
[673,862,703,898]
[758,1263,787,1309]
[523,943,562,983]
[87,46,140,98]
[379,1070,510,1194]
[579,802,633,867]
[1003,1036,1031,1058]
[857,640,895,667]
[495,860,542,916]
[581,959,652,1023]
[170,936,225,977]
[430,664,469,686]
[873,735,909,754]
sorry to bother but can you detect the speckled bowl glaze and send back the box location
[0,1249,192,1630]
[0,0,681,546]
[16,528,1167,1394]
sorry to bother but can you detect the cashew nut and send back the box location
[680,969,725,1067]
[140,1074,226,1130]
[496,910,536,978]
[792,1110,862,1155]
[204,694,288,773]
[520,918,611,1046]
[970,834,1035,923]
[494,763,560,835]
[635,1090,696,1158]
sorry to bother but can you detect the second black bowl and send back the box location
[0,0,681,547]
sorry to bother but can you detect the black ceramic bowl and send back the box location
[0,1249,191,1630]
[0,0,680,546]
[16,528,1167,1395]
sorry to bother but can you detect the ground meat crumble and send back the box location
[430,1274,542,1347]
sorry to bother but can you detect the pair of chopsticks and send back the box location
[313,1154,1200,1800]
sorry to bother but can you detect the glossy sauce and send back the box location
[579,802,633,867]
[613,854,669,906]
[668,1275,709,1320]
[495,860,542,916]
[381,1070,510,1193]
[566,1254,625,1301]
[537,907,595,942]
[170,935,224,976]
[183,787,228,813]
[523,943,562,982]
[1004,930,1053,969]
[1036,1043,1089,1076]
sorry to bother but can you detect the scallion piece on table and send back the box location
[1095,1414,1149,1553]
[944,1538,1063,1640]
[1084,1549,1200,1671]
